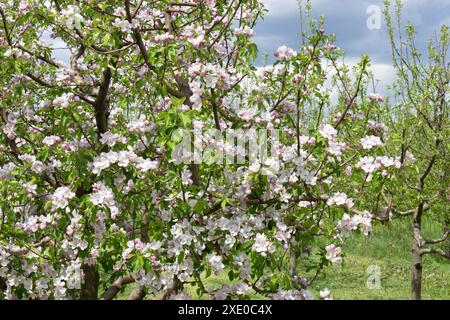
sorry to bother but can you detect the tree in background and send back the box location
[381,0,449,300]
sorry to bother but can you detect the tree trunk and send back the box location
[80,264,99,300]
[411,239,422,300]
[411,204,423,300]
[0,277,6,298]
[289,239,298,286]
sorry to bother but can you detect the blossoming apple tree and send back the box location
[378,0,449,300]
[0,0,404,300]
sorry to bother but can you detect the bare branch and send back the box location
[93,61,116,141]
[101,273,141,300]
[421,248,450,259]
[424,230,449,245]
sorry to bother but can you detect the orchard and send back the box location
[0,0,448,300]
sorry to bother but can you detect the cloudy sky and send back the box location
[257,0,450,93]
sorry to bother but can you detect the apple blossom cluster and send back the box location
[368,93,385,103]
[252,233,275,256]
[18,154,55,174]
[355,155,401,180]
[336,212,373,238]
[360,135,383,150]
[59,5,83,30]
[326,192,355,208]
[234,26,255,38]
[270,289,314,300]
[90,182,119,219]
[50,186,75,209]
[325,244,342,264]
[274,46,297,61]
[319,124,338,140]
[0,163,15,180]
[90,150,158,175]
[319,288,333,300]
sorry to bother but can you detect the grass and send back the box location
[116,218,449,300]
[306,217,450,300]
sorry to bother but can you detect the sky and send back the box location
[257,0,450,94]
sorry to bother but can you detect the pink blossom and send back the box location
[234,26,255,37]
[43,135,62,147]
[237,107,258,121]
[360,135,383,150]
[31,161,46,174]
[274,45,296,61]
[368,93,384,103]
[319,124,337,140]
[100,131,120,147]
[51,186,75,209]
[325,244,342,264]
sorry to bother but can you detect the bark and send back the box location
[411,234,422,300]
[140,214,150,243]
[101,273,140,300]
[410,152,436,300]
[0,277,6,297]
[93,66,113,141]
[80,264,100,300]
[411,200,425,300]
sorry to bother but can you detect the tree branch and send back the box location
[424,230,449,245]
[421,248,450,259]
[93,59,117,141]
[101,273,141,300]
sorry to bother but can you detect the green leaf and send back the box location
[133,255,144,272]
[179,113,191,128]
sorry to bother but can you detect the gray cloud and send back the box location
[255,0,449,94]
[256,0,450,65]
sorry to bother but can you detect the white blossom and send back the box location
[50,186,75,209]
[208,254,225,272]
[319,124,337,140]
[252,233,274,256]
[360,135,383,150]
[43,135,62,146]
[325,244,342,264]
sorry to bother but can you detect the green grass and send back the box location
[306,253,449,300]
[306,217,450,300]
